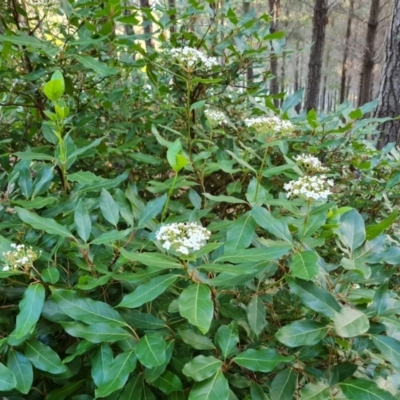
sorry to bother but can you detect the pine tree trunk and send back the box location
[139,0,153,50]
[304,0,328,111]
[357,0,380,107]
[294,43,301,112]
[340,0,354,104]
[243,1,254,83]
[168,0,176,34]
[375,0,400,148]
[269,0,280,107]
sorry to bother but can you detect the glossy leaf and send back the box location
[225,214,256,251]
[7,350,32,394]
[119,374,143,400]
[75,54,117,76]
[289,251,319,280]
[118,274,178,309]
[179,329,215,350]
[270,369,297,400]
[91,343,113,387]
[15,283,45,339]
[215,245,291,264]
[179,284,213,334]
[51,288,126,326]
[188,371,229,400]
[366,210,398,241]
[61,322,130,343]
[99,189,120,226]
[0,362,17,391]
[74,200,91,242]
[276,321,329,347]
[183,356,222,382]
[90,228,131,245]
[286,277,341,318]
[300,382,330,400]
[247,296,266,337]
[337,209,365,252]
[234,349,293,372]
[119,248,181,269]
[137,194,167,227]
[153,371,183,394]
[215,323,239,358]
[340,379,396,400]
[371,335,400,369]
[24,340,67,374]
[333,307,369,338]
[136,333,166,368]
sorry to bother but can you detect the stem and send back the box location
[255,146,269,202]
[300,199,312,249]
[161,172,179,222]
[186,72,192,157]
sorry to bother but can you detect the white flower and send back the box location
[284,175,334,201]
[244,116,293,136]
[204,108,227,127]
[168,47,218,71]
[2,266,10,271]
[293,154,328,173]
[155,222,211,255]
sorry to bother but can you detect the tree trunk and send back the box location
[304,0,328,111]
[168,0,176,34]
[375,0,400,148]
[243,1,254,83]
[294,43,301,112]
[269,0,280,107]
[339,0,354,104]
[357,0,380,107]
[139,0,153,50]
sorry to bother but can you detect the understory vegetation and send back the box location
[1,1,400,399]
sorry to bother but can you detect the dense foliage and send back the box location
[1,1,400,399]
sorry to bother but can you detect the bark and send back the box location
[339,0,354,104]
[243,1,254,83]
[168,0,176,34]
[139,0,153,50]
[294,43,301,112]
[269,0,280,107]
[357,0,380,107]
[304,0,329,111]
[375,0,400,148]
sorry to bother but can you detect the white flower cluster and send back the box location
[244,116,294,136]
[2,244,41,271]
[168,47,218,71]
[294,154,328,172]
[204,108,227,127]
[155,222,211,255]
[284,175,334,201]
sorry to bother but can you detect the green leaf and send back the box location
[153,371,183,394]
[75,54,117,76]
[91,343,113,386]
[300,382,331,400]
[337,209,365,252]
[24,340,67,374]
[270,369,297,400]
[225,214,256,251]
[120,248,182,269]
[250,382,269,400]
[144,340,174,383]
[67,170,102,185]
[61,322,130,343]
[99,189,120,226]
[198,263,256,275]
[203,193,247,204]
[366,210,399,240]
[371,282,390,316]
[215,323,239,358]
[119,374,143,400]
[0,362,16,391]
[95,350,137,397]
[281,88,304,112]
[115,189,134,226]
[117,274,178,308]
[286,277,341,318]
[135,333,166,368]
[183,356,222,382]
[179,283,213,334]
[289,251,319,281]
[7,350,32,394]
[226,149,257,173]
[371,335,400,369]
[121,310,165,330]
[138,194,167,227]
[90,228,131,245]
[15,283,45,339]
[14,151,55,161]
[340,379,397,400]
[190,100,206,111]
[234,349,293,372]
[333,307,369,338]
[41,268,60,284]
[15,207,74,238]
[188,371,229,400]
[44,79,64,102]
[12,196,57,209]
[74,200,91,242]
[247,296,266,337]
[46,380,85,400]
[51,288,126,326]
[276,321,329,347]
[179,329,215,350]
[182,355,222,382]
[215,245,291,264]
